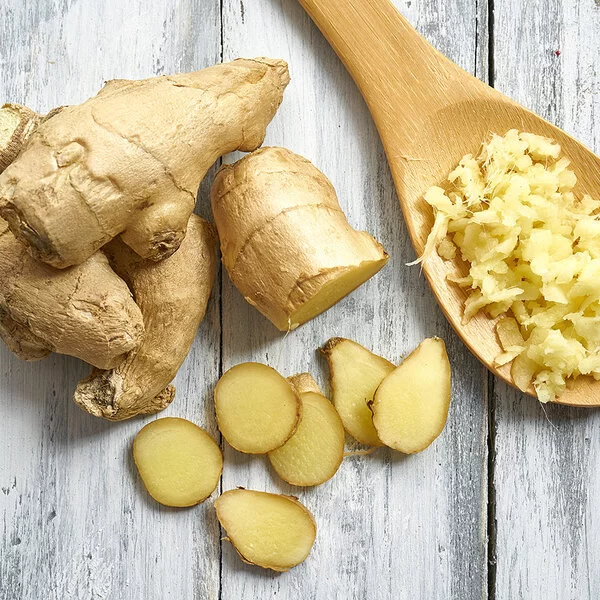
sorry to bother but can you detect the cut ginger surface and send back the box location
[133,417,222,507]
[269,374,345,486]
[321,337,394,446]
[214,362,301,454]
[215,489,316,571]
[371,338,451,454]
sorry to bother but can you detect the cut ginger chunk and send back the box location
[321,337,395,446]
[211,147,389,332]
[214,362,302,454]
[371,338,451,454]
[215,489,317,571]
[269,373,345,486]
[133,417,222,507]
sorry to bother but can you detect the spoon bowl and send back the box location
[297,0,600,406]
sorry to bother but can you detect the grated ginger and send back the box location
[420,129,600,402]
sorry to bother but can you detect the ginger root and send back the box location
[0,58,289,268]
[0,219,144,368]
[0,105,144,369]
[73,214,217,420]
[211,147,389,331]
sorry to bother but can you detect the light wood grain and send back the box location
[492,1,600,598]
[0,1,222,599]
[0,0,598,598]
[220,0,488,598]
[296,0,600,406]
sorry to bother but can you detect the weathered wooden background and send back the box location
[0,0,599,598]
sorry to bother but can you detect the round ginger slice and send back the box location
[269,374,345,486]
[215,489,317,572]
[215,362,302,454]
[133,417,222,507]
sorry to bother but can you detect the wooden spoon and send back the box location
[297,0,600,407]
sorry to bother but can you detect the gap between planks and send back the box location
[484,1,497,597]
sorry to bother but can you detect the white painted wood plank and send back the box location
[220,1,489,598]
[0,1,222,599]
[492,1,600,598]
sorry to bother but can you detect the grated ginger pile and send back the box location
[420,129,600,402]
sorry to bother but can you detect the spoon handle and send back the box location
[296,0,477,131]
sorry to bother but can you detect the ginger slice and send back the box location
[370,338,451,454]
[321,337,395,446]
[133,417,223,507]
[214,362,302,454]
[215,489,316,572]
[269,374,345,486]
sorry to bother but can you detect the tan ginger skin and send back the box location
[73,214,217,421]
[0,58,289,268]
[287,372,323,396]
[0,220,144,368]
[0,104,40,172]
[0,107,144,369]
[211,147,389,331]
[0,107,217,419]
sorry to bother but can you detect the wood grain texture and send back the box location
[220,1,488,598]
[492,1,600,598]
[0,0,597,599]
[0,1,222,599]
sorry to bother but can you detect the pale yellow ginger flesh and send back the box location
[268,374,345,486]
[370,338,451,454]
[215,489,317,571]
[214,362,302,454]
[133,417,223,507]
[211,147,388,331]
[321,337,394,446]
[420,129,600,402]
